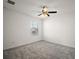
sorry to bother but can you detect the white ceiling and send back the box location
[3,0,75,18]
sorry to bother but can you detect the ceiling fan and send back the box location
[38,5,57,17]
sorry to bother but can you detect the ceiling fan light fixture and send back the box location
[43,8,48,12]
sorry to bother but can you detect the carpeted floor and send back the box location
[4,40,75,59]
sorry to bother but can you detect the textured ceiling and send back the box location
[3,0,75,18]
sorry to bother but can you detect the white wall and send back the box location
[43,0,75,48]
[3,8,42,50]
[43,11,75,48]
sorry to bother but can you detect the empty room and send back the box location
[3,0,75,59]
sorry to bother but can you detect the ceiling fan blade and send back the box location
[48,11,57,13]
[38,14,42,16]
[38,14,50,17]
[47,14,50,16]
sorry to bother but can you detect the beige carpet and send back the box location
[4,40,75,59]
